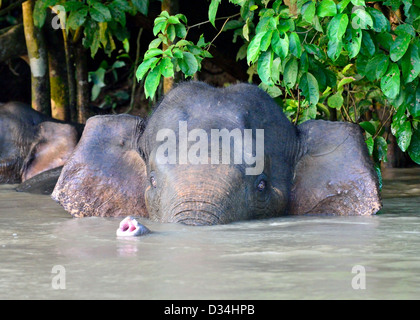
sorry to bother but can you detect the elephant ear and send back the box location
[51,115,148,218]
[288,120,382,216]
[21,122,79,182]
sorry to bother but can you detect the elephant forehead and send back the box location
[84,114,144,140]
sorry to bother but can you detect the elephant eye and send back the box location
[150,175,157,188]
[256,179,266,192]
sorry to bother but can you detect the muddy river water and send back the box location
[0,168,419,299]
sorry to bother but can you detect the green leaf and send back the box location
[351,7,373,30]
[144,48,163,60]
[259,83,282,98]
[112,60,125,69]
[299,72,319,106]
[360,121,376,135]
[302,1,316,23]
[344,27,362,59]
[366,7,390,33]
[327,39,343,61]
[383,0,402,11]
[148,38,163,49]
[337,0,351,13]
[67,7,89,30]
[109,1,127,26]
[284,57,298,89]
[408,128,420,164]
[407,84,420,118]
[83,20,100,57]
[365,54,389,82]
[260,30,274,52]
[360,30,375,57]
[90,2,112,22]
[271,57,282,84]
[111,0,132,12]
[351,0,365,5]
[242,18,250,41]
[395,24,416,38]
[272,31,289,59]
[300,103,317,123]
[136,57,159,81]
[317,0,337,17]
[328,91,344,109]
[376,32,394,52]
[256,16,277,34]
[390,33,411,62]
[64,1,85,11]
[374,136,388,163]
[131,0,149,16]
[365,136,374,155]
[166,24,176,42]
[175,23,187,38]
[401,42,420,84]
[89,67,106,101]
[391,104,407,137]
[209,0,221,27]
[159,57,174,78]
[258,50,274,85]
[337,77,355,91]
[356,54,369,76]
[144,65,161,99]
[380,63,400,99]
[167,16,180,25]
[247,32,266,65]
[179,52,198,76]
[33,0,48,28]
[304,44,326,61]
[153,20,167,36]
[327,14,349,41]
[395,121,412,152]
[289,32,302,58]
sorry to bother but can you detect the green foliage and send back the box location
[184,0,420,167]
[135,11,212,99]
[33,0,150,58]
[89,59,126,101]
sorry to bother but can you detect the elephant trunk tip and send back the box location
[116,216,151,237]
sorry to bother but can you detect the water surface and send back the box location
[0,168,419,299]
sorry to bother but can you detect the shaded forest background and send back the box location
[0,0,245,120]
[0,0,419,174]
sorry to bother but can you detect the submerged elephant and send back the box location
[0,101,83,186]
[52,81,382,224]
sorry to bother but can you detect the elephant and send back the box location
[0,101,83,186]
[52,81,382,225]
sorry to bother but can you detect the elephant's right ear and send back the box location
[288,120,382,216]
[52,115,149,218]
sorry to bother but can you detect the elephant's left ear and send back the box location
[288,120,382,216]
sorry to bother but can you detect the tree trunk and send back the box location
[22,0,51,116]
[45,10,69,121]
[75,43,89,123]
[0,24,27,62]
[64,31,77,123]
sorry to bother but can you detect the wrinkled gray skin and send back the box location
[53,82,381,225]
[0,102,83,187]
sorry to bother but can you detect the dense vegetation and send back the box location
[1,0,419,177]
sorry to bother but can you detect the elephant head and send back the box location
[0,102,83,185]
[52,82,381,224]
